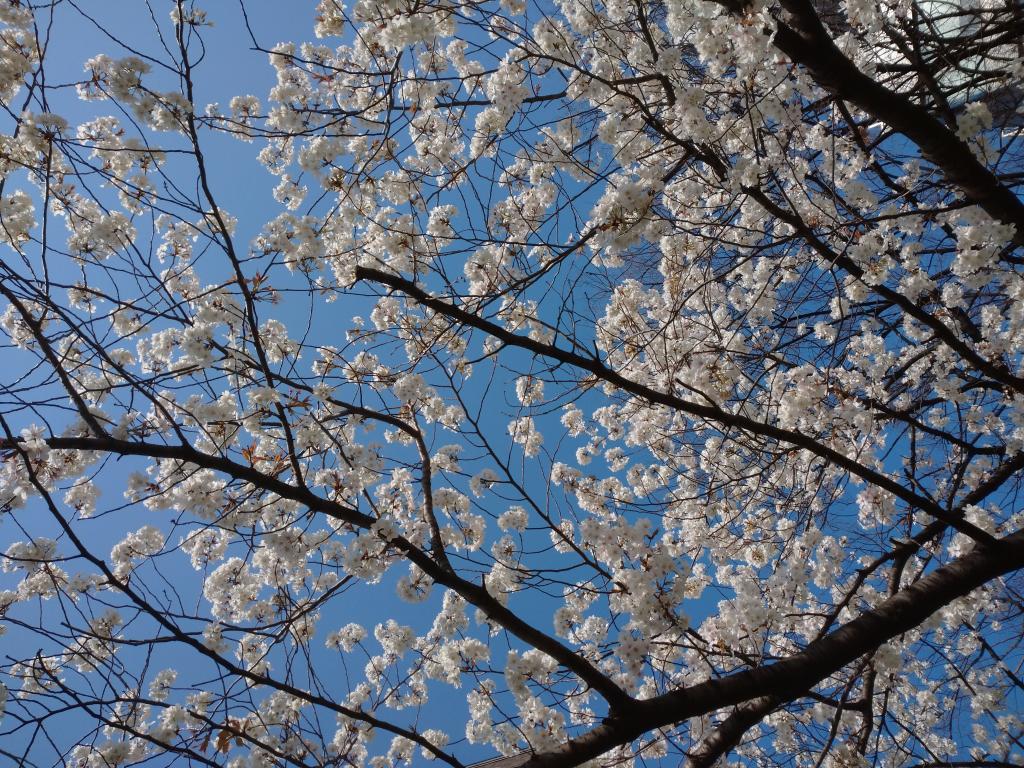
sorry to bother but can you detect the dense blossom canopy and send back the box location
[0,0,1023,766]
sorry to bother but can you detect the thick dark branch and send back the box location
[0,419,464,768]
[0,433,628,708]
[436,90,568,108]
[354,267,1000,546]
[763,0,1024,241]
[746,189,1024,395]
[519,528,1024,767]
[683,696,779,768]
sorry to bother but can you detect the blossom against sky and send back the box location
[1,0,1023,767]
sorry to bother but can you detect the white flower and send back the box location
[515,375,545,405]
[148,669,177,702]
[498,506,529,532]
[508,416,543,456]
[110,526,164,578]
[325,622,367,651]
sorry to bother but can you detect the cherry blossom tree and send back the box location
[1,0,1023,766]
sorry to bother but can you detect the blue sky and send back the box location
[3,2,1020,765]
